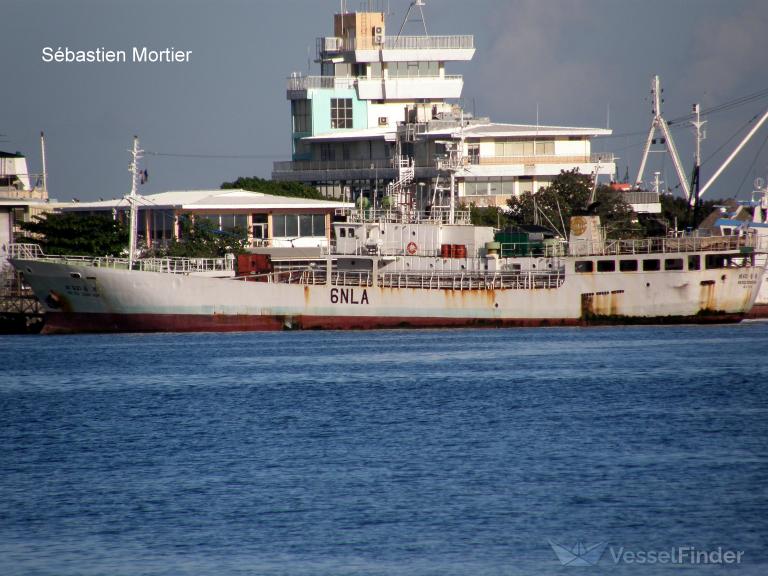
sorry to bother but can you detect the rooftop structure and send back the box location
[273,2,617,213]
[57,189,353,249]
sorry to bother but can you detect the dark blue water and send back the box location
[1,324,767,575]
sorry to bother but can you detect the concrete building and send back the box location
[272,5,616,211]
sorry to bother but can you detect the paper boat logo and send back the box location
[549,540,608,567]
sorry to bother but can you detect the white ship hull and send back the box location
[12,251,763,333]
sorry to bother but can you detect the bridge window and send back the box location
[665,258,684,271]
[575,260,593,273]
[706,255,728,269]
[619,259,638,272]
[688,255,700,270]
[597,260,615,272]
[643,259,660,271]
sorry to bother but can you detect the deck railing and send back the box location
[5,244,235,274]
[232,266,565,291]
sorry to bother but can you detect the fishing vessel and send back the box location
[7,3,767,332]
[9,198,764,333]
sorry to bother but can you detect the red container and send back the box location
[441,244,452,258]
[454,244,467,258]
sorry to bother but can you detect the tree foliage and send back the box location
[506,169,640,238]
[467,204,508,228]
[17,212,128,256]
[151,216,248,258]
[221,176,326,200]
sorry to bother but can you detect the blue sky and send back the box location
[2,0,767,202]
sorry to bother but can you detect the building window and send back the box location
[273,214,327,238]
[494,139,554,157]
[467,144,480,164]
[291,99,312,133]
[331,98,353,129]
[320,143,335,162]
[388,61,438,77]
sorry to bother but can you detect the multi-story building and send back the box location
[272,4,616,211]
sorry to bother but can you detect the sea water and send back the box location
[1,324,767,575]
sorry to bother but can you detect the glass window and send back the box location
[518,177,534,195]
[299,214,313,237]
[273,215,286,237]
[688,255,700,270]
[285,215,298,237]
[665,258,684,271]
[291,99,312,133]
[575,261,594,273]
[620,259,638,272]
[705,255,728,269]
[643,259,660,271]
[331,98,353,129]
[312,214,326,236]
[597,260,615,272]
[535,141,554,155]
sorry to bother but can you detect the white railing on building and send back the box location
[479,153,615,166]
[317,35,474,55]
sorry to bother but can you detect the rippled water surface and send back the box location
[2,324,768,575]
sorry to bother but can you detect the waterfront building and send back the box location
[272,4,617,211]
[57,189,352,249]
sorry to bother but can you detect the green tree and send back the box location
[506,169,640,238]
[153,216,248,258]
[467,204,508,228]
[221,176,326,200]
[17,212,128,256]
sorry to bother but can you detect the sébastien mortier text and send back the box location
[42,47,192,63]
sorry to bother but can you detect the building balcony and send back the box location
[286,74,464,100]
[357,75,463,100]
[477,153,615,166]
[272,158,438,182]
[316,34,475,62]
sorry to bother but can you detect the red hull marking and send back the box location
[745,304,768,319]
[41,311,744,334]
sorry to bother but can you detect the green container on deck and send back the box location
[494,231,543,256]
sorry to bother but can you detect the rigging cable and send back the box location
[735,130,768,197]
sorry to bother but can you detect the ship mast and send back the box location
[39,132,48,197]
[127,136,143,269]
[635,75,690,200]
[689,103,706,225]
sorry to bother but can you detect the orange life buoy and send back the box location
[406,241,418,255]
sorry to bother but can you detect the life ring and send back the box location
[406,241,418,255]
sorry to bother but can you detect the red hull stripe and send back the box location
[40,312,744,334]
[745,304,768,319]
